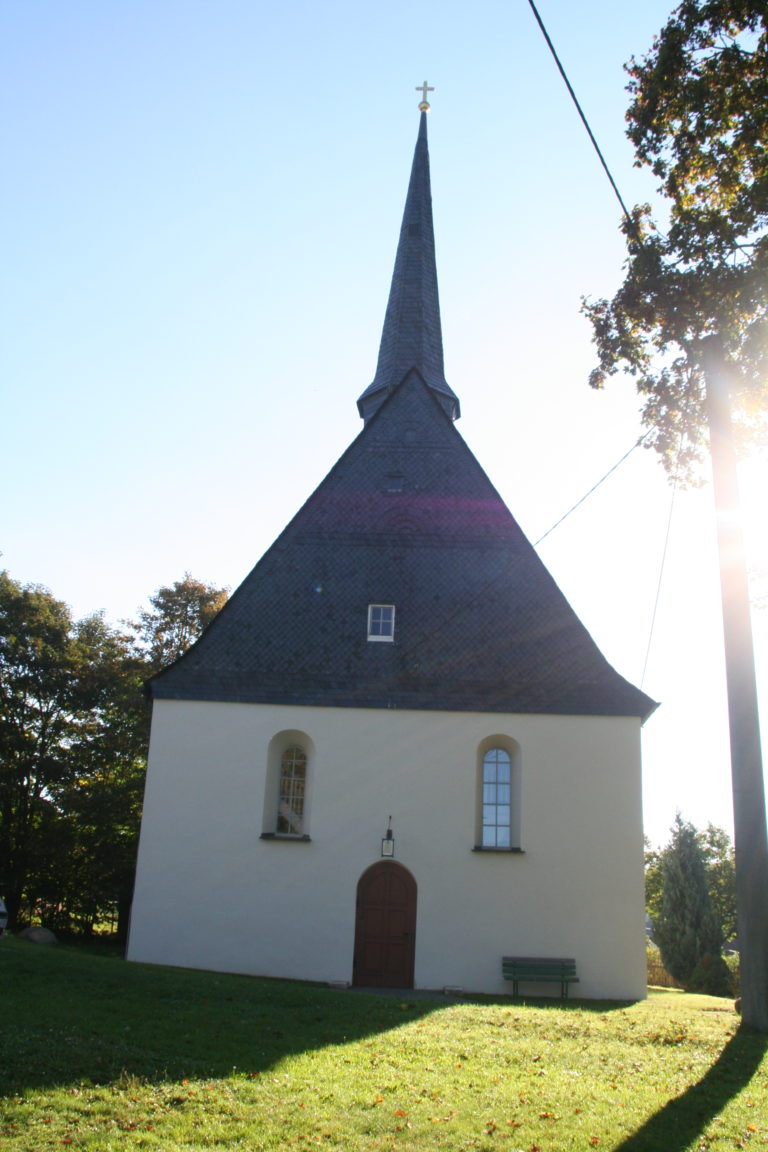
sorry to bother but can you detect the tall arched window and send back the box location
[277,745,307,836]
[475,738,521,851]
[262,731,314,841]
[481,747,511,848]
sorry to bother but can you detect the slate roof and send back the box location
[357,111,459,423]
[150,113,656,722]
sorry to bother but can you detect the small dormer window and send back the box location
[385,474,404,492]
[368,604,395,642]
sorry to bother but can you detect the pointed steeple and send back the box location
[357,109,460,423]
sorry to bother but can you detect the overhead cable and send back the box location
[534,431,652,546]
[525,0,641,241]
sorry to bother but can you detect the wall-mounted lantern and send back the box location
[381,815,395,858]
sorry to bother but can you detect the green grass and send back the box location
[2,937,766,1151]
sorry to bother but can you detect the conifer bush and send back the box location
[653,815,726,991]
[688,952,734,998]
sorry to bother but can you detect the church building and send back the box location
[128,98,656,998]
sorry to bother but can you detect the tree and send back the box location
[644,837,664,923]
[583,0,767,474]
[584,0,768,1030]
[653,815,732,995]
[0,569,228,937]
[700,822,738,941]
[0,572,132,927]
[646,821,737,943]
[130,572,229,672]
[50,618,149,941]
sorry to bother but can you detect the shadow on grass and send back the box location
[2,938,451,1095]
[3,937,636,1096]
[615,1025,768,1152]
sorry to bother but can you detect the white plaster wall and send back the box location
[128,701,647,1000]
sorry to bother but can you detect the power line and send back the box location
[525,0,641,242]
[398,432,651,666]
[639,400,696,688]
[640,474,679,689]
[534,431,651,546]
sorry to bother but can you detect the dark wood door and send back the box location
[353,862,417,988]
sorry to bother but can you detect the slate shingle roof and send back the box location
[149,112,656,721]
[151,370,655,719]
[357,111,459,423]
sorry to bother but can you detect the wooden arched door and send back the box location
[353,862,417,988]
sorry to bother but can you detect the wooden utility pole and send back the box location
[702,334,768,1032]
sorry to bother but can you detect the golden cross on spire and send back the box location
[416,81,434,111]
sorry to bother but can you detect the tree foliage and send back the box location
[0,572,103,926]
[652,814,733,994]
[0,569,228,936]
[699,822,738,941]
[583,0,768,475]
[646,820,736,942]
[131,572,229,672]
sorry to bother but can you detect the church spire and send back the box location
[357,97,460,423]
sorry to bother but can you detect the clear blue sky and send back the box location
[2,0,765,846]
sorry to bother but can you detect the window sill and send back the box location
[260,833,312,842]
[472,845,524,854]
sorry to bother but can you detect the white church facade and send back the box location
[128,104,656,999]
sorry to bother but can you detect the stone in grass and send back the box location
[19,926,58,946]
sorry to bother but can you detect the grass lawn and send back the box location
[2,936,766,1151]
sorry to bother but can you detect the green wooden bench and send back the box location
[502,956,579,998]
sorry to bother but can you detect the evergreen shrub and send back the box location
[687,952,734,998]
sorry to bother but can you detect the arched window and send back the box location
[481,748,511,848]
[277,745,307,835]
[475,738,521,852]
[262,731,314,841]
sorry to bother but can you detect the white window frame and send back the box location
[480,747,512,849]
[277,745,307,836]
[475,738,522,852]
[367,603,395,642]
[262,730,314,841]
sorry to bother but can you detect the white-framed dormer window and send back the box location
[368,603,395,642]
